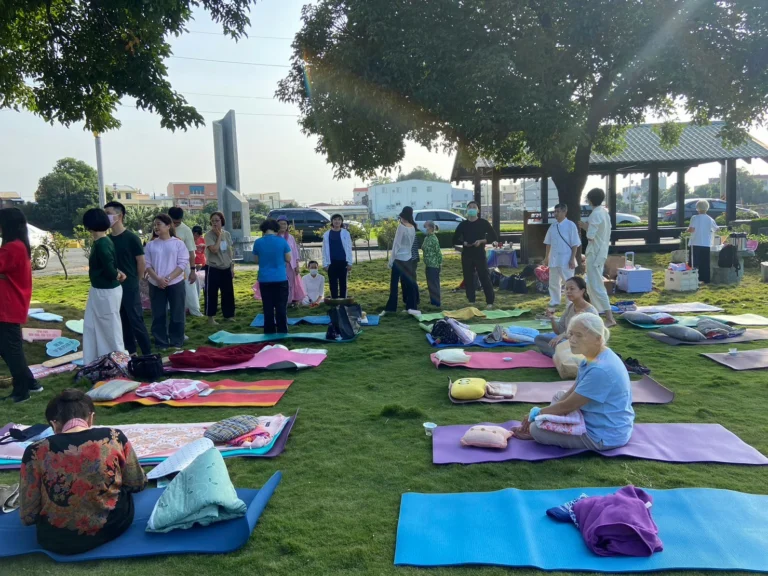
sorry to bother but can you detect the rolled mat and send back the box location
[701,348,768,370]
[250,314,379,327]
[93,379,294,407]
[431,350,555,370]
[634,302,724,314]
[648,329,768,346]
[394,486,768,571]
[209,330,358,345]
[167,348,326,374]
[427,334,534,349]
[448,375,673,405]
[0,472,281,562]
[432,421,768,465]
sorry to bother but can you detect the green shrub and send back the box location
[415,230,455,249]
[749,218,768,235]
[745,234,768,268]
[375,218,399,251]
[715,210,759,225]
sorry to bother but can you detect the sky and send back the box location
[1,0,767,204]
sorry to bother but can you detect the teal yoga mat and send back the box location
[208,330,358,345]
[395,486,768,571]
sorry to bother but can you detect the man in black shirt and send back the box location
[452,201,497,307]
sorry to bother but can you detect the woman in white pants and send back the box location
[578,188,616,328]
[543,203,580,309]
[82,208,126,364]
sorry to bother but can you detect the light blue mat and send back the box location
[209,330,358,345]
[250,314,379,327]
[395,487,768,571]
[28,312,63,322]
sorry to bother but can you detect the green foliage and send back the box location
[72,225,93,259]
[33,158,98,231]
[0,1,256,132]
[201,201,219,216]
[396,166,447,183]
[749,219,768,235]
[745,234,768,268]
[378,404,426,420]
[281,201,300,209]
[375,219,400,254]
[415,230,454,249]
[715,211,759,225]
[123,206,158,235]
[249,200,271,215]
[278,1,768,218]
[250,210,266,229]
[42,232,70,279]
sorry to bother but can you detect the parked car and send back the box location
[658,198,759,223]
[412,209,465,233]
[266,208,331,241]
[534,205,641,225]
[1,223,50,270]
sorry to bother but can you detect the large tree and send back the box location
[397,166,447,183]
[34,158,99,231]
[1,1,257,132]
[277,0,768,220]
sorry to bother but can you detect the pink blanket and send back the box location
[168,347,327,373]
[431,350,555,370]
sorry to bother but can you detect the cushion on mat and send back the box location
[621,311,656,325]
[460,425,512,449]
[657,325,706,342]
[434,349,470,364]
[696,319,734,334]
[648,313,675,325]
[147,448,246,533]
[87,379,141,401]
[204,415,262,442]
[450,378,487,401]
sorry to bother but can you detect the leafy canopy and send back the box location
[277,0,768,205]
[33,157,99,231]
[1,0,257,132]
[397,166,447,183]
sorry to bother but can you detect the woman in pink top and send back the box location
[143,214,189,349]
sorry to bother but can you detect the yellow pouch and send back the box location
[450,377,487,400]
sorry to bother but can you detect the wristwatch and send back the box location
[164,276,171,282]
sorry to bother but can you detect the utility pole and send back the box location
[94,132,106,207]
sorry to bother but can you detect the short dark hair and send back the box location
[104,201,126,216]
[82,208,111,232]
[192,225,203,235]
[168,206,184,220]
[331,214,343,221]
[45,389,95,426]
[0,207,31,257]
[554,202,568,211]
[154,213,176,237]
[308,260,319,267]
[210,211,226,226]
[586,188,605,207]
[467,201,479,209]
[260,218,280,233]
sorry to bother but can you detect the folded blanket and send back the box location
[226,414,288,448]
[535,410,586,436]
[136,379,209,401]
[169,344,266,369]
[485,382,517,399]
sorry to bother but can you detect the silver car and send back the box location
[412,209,465,233]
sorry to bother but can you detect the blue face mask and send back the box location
[467,209,478,218]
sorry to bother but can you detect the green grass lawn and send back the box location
[3,254,768,575]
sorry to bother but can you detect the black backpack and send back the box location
[489,268,504,288]
[128,354,164,381]
[430,319,460,345]
[717,244,741,272]
[501,275,528,294]
[327,305,361,341]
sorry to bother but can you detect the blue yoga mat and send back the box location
[395,486,768,571]
[0,472,281,562]
[250,314,379,328]
[427,334,533,349]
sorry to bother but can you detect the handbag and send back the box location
[128,354,165,381]
[74,351,132,385]
[0,424,50,445]
[501,275,528,294]
[328,305,361,341]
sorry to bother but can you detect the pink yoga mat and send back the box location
[167,348,327,373]
[431,350,555,370]
[701,349,768,370]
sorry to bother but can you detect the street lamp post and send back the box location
[94,132,106,207]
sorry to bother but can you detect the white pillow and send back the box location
[87,379,141,401]
[435,349,471,364]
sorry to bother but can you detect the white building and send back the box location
[368,179,453,220]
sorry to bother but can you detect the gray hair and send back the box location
[425,220,439,232]
[568,312,611,343]
[696,199,710,212]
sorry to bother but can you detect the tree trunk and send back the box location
[549,168,590,223]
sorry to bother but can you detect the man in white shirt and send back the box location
[301,260,326,306]
[578,188,616,327]
[169,207,202,317]
[543,203,580,308]
[686,199,720,283]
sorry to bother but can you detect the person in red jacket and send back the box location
[0,208,43,403]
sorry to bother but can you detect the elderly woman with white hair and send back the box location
[686,199,719,283]
[514,312,634,450]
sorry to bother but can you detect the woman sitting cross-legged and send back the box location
[19,389,146,555]
[514,312,634,451]
[534,276,598,357]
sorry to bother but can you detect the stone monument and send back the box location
[212,110,254,261]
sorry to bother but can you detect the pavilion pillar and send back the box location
[473,173,482,208]
[726,159,737,224]
[676,170,686,227]
[648,170,659,244]
[540,175,549,224]
[608,172,617,230]
[491,169,501,237]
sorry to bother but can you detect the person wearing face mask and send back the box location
[104,202,152,357]
[452,201,497,308]
[301,261,326,307]
[82,208,127,364]
[204,211,236,325]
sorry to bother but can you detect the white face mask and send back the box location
[310,269,318,277]
[107,214,118,226]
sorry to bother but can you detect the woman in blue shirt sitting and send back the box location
[252,219,292,334]
[514,312,634,450]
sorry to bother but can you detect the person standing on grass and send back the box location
[322,214,353,298]
[144,215,189,350]
[252,219,292,334]
[404,233,421,309]
[421,220,443,307]
[104,202,152,358]
[453,201,496,309]
[578,188,616,328]
[301,260,326,306]
[192,225,207,269]
[277,216,306,306]
[168,207,202,317]
[543,202,580,310]
[82,208,127,364]
[0,208,43,403]
[204,211,236,325]
[384,206,418,314]
[686,199,719,284]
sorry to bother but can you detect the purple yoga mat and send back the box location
[702,349,768,370]
[432,421,768,465]
[648,329,768,346]
[448,376,674,405]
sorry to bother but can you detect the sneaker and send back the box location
[29,382,44,394]
[486,304,495,310]
[378,311,387,317]
[11,394,30,404]
[184,334,190,341]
